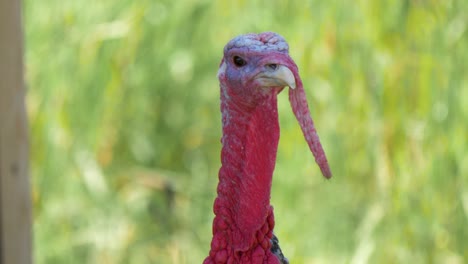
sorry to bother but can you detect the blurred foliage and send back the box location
[25,0,467,263]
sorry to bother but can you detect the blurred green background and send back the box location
[25,0,467,263]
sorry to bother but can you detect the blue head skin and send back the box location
[218,32,297,108]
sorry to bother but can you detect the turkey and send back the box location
[204,32,331,264]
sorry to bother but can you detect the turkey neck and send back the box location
[213,86,280,252]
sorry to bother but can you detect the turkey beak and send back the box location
[255,64,296,89]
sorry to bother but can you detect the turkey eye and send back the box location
[266,64,278,70]
[233,56,247,67]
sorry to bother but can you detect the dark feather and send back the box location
[271,234,289,264]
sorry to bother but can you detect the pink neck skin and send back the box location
[204,83,281,264]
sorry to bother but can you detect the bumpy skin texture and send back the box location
[205,32,330,264]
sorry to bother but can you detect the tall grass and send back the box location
[26,0,467,263]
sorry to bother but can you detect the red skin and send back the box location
[205,85,281,264]
[205,32,331,264]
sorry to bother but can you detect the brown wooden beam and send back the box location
[0,0,32,263]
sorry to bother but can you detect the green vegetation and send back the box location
[26,0,467,263]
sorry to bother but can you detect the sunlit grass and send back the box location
[26,0,467,263]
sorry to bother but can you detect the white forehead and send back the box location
[224,32,289,54]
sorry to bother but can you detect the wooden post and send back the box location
[0,0,32,263]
